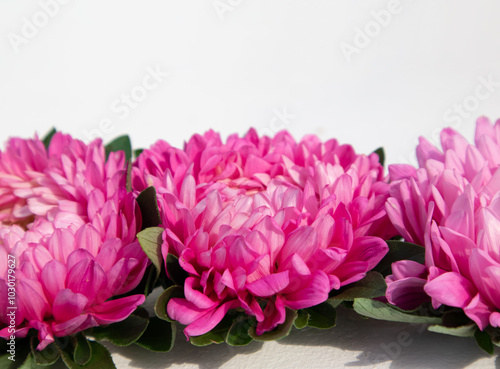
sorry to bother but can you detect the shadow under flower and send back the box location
[105,328,263,369]
[278,306,496,369]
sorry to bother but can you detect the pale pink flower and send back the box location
[386,116,500,330]
[133,129,393,337]
[0,192,148,350]
[0,132,127,226]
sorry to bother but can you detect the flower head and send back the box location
[386,116,500,329]
[0,131,148,350]
[0,192,148,350]
[133,129,393,337]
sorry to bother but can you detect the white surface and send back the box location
[1,1,500,368]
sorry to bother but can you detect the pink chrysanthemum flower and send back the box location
[385,116,500,330]
[133,129,394,337]
[0,132,127,226]
[0,191,148,350]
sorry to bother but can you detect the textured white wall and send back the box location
[1,1,499,367]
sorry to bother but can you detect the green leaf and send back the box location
[105,135,132,162]
[304,302,337,329]
[154,285,184,322]
[294,310,309,329]
[373,147,385,167]
[249,308,298,341]
[87,307,149,346]
[428,324,476,338]
[0,354,18,369]
[142,265,158,296]
[353,298,442,324]
[135,186,161,230]
[31,339,60,366]
[165,254,189,286]
[0,337,31,369]
[330,271,386,301]
[18,353,37,369]
[190,315,234,347]
[475,329,495,355]
[374,240,425,276]
[135,317,175,352]
[137,226,164,278]
[59,340,116,369]
[226,318,253,346]
[73,333,91,365]
[42,128,57,149]
[134,149,144,158]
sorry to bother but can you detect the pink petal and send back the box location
[388,164,418,181]
[475,116,494,146]
[386,277,429,310]
[184,277,218,309]
[52,289,88,322]
[284,270,330,310]
[89,294,145,324]
[477,134,500,168]
[345,236,388,270]
[253,216,284,261]
[48,228,76,263]
[440,128,469,163]
[227,236,259,270]
[335,261,370,286]
[256,295,286,335]
[246,271,290,297]
[52,314,98,337]
[469,249,500,308]
[66,258,107,303]
[424,271,475,308]
[385,197,416,244]
[279,226,318,264]
[439,226,476,279]
[41,260,67,303]
[168,298,206,326]
[445,186,475,240]
[464,293,493,331]
[489,312,500,328]
[180,173,196,209]
[18,279,50,321]
[105,257,141,297]
[244,154,272,176]
[74,224,102,257]
[416,137,444,167]
[184,300,239,338]
[391,260,428,280]
[30,321,54,351]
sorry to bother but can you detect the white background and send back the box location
[1,1,500,368]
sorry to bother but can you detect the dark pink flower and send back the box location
[134,129,393,337]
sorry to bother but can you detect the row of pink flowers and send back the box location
[2,117,500,348]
